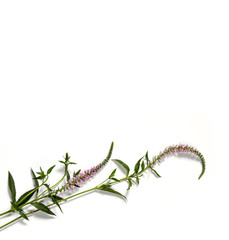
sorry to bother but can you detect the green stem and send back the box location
[38,167,68,198]
[0,210,12,217]
[0,186,97,230]
[0,159,150,219]
[18,170,69,209]
[0,216,21,230]
[0,177,49,218]
[0,154,162,230]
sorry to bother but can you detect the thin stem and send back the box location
[0,210,12,217]
[39,167,68,198]
[0,145,205,231]
[36,177,50,199]
[0,186,97,230]
[0,216,21,230]
[96,178,109,188]
[0,177,49,217]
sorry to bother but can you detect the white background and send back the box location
[0,1,228,239]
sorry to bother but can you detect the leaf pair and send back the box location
[113,156,144,176]
[8,172,29,220]
[108,168,120,182]
[9,171,37,209]
[8,172,30,220]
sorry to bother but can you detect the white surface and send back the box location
[0,1,228,239]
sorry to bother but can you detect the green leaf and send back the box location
[31,202,55,216]
[16,188,36,206]
[40,167,44,174]
[134,158,142,174]
[11,201,29,220]
[150,167,161,177]
[59,160,65,164]
[11,201,20,211]
[64,152,70,162]
[50,195,63,213]
[99,185,126,200]
[18,210,29,221]
[145,151,150,165]
[74,169,81,176]
[141,161,145,171]
[8,171,16,203]
[47,165,56,175]
[111,177,120,182]
[52,195,63,201]
[31,169,39,196]
[113,159,130,176]
[33,175,45,180]
[68,162,76,165]
[36,168,46,179]
[66,171,70,181]
[136,176,140,185]
[44,184,52,192]
[109,169,117,179]
[127,180,132,190]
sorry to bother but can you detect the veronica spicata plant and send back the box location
[0,142,205,231]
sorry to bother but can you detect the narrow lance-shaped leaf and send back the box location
[111,177,120,182]
[18,209,29,221]
[136,176,140,185]
[149,167,161,177]
[31,202,55,216]
[44,184,52,192]
[134,158,142,174]
[11,201,29,221]
[66,171,70,181]
[113,159,130,176]
[8,171,16,203]
[65,152,70,161]
[16,188,36,206]
[52,195,63,201]
[11,201,20,212]
[145,151,150,165]
[99,185,126,200]
[31,169,39,196]
[127,180,132,190]
[109,169,117,179]
[68,162,76,165]
[74,169,81,176]
[50,195,63,213]
[141,161,145,171]
[47,165,56,175]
